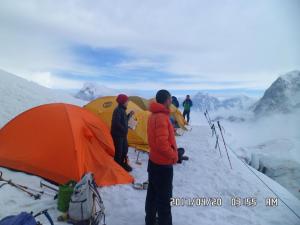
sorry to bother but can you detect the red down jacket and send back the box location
[147,102,178,165]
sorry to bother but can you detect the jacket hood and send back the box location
[149,102,170,114]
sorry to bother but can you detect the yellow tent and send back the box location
[84,96,150,152]
[169,104,188,130]
[148,98,188,130]
[128,96,149,111]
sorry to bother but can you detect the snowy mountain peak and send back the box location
[192,92,221,111]
[75,82,118,101]
[280,70,300,82]
[191,92,254,111]
[253,70,300,115]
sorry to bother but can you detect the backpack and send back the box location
[0,210,53,225]
[68,173,105,225]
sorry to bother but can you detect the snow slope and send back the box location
[1,125,299,225]
[0,69,85,127]
[218,111,300,200]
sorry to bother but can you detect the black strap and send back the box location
[34,210,54,225]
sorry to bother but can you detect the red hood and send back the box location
[149,102,170,114]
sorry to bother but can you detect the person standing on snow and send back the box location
[182,95,193,124]
[145,90,178,225]
[111,94,134,172]
[171,96,179,108]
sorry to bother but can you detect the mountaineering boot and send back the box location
[181,156,189,161]
[122,163,133,172]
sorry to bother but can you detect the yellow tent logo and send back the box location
[103,101,113,108]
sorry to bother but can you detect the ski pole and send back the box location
[135,151,142,165]
[204,111,212,127]
[34,209,54,225]
[211,124,217,137]
[217,121,232,169]
[0,174,41,199]
[215,134,222,157]
[40,181,59,192]
[18,184,55,197]
[206,110,213,126]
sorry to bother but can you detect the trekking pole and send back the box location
[18,184,55,197]
[215,134,222,157]
[135,151,142,165]
[206,110,213,127]
[204,111,212,127]
[40,181,59,193]
[209,124,222,157]
[211,124,216,137]
[217,121,232,169]
[0,171,41,199]
[34,209,54,225]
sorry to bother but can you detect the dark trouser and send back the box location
[145,160,173,225]
[112,136,128,165]
[177,148,185,163]
[183,110,190,123]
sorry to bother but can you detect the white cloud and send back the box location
[0,0,299,90]
[28,72,83,89]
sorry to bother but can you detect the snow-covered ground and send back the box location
[1,125,300,225]
[0,69,85,127]
[190,108,300,201]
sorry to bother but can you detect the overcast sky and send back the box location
[0,0,299,96]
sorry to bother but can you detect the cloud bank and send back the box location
[0,0,299,93]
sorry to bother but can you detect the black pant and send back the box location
[177,148,185,163]
[145,160,173,225]
[112,136,128,165]
[183,110,190,123]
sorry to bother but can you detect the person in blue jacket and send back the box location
[182,95,193,124]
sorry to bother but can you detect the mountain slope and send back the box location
[188,92,255,112]
[74,82,139,101]
[0,69,85,127]
[75,82,119,101]
[191,92,222,111]
[253,70,300,115]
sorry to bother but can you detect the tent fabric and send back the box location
[148,98,188,130]
[128,96,149,111]
[0,103,133,186]
[84,96,150,152]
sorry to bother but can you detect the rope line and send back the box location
[229,145,300,220]
[204,110,300,221]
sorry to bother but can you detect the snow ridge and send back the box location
[253,70,300,115]
[0,69,84,128]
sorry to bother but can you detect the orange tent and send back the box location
[0,103,133,186]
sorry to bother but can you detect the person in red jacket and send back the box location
[145,90,178,225]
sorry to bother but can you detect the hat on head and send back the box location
[116,94,129,104]
[156,90,171,104]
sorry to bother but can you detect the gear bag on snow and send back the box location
[68,172,105,225]
[0,210,54,225]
